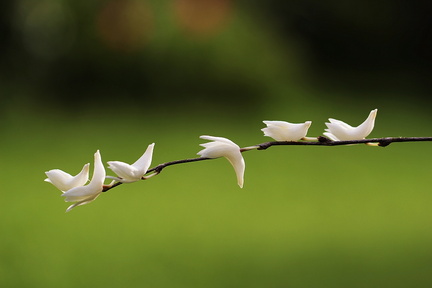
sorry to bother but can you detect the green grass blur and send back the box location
[1,102,432,288]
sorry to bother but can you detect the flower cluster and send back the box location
[45,109,378,212]
[45,151,105,212]
[45,145,156,212]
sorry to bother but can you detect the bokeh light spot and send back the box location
[173,0,232,38]
[96,0,153,52]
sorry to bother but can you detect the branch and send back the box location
[102,157,212,192]
[256,136,432,149]
[147,157,212,174]
[102,136,432,193]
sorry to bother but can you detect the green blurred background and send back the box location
[1,0,432,287]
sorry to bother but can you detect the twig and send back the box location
[257,136,432,149]
[102,136,432,193]
[147,157,212,174]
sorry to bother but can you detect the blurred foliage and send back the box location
[1,0,432,114]
[1,0,432,287]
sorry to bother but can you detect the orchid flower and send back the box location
[323,109,378,141]
[261,120,312,141]
[198,135,245,188]
[45,163,89,192]
[61,150,106,212]
[107,143,155,183]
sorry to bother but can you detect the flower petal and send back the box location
[45,163,90,192]
[262,120,312,141]
[65,194,101,212]
[132,143,155,174]
[198,135,245,188]
[200,135,238,146]
[61,150,105,211]
[107,161,139,182]
[324,109,377,141]
[107,143,155,183]
[356,109,377,138]
[225,151,245,188]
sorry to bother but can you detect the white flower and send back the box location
[45,163,90,192]
[61,150,106,212]
[323,109,378,141]
[324,109,378,141]
[261,120,312,141]
[198,135,245,188]
[107,143,155,183]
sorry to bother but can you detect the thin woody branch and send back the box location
[256,136,432,150]
[147,157,212,174]
[101,136,432,193]
[102,157,212,192]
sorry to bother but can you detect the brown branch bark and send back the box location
[102,136,432,193]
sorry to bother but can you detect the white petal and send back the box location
[327,118,353,129]
[61,150,105,209]
[44,163,90,192]
[89,150,106,189]
[107,143,155,183]
[225,150,245,188]
[197,142,235,158]
[323,132,339,141]
[324,122,349,140]
[107,161,140,182]
[262,120,311,141]
[198,135,245,188]
[324,109,377,141]
[355,109,377,138]
[44,169,72,189]
[200,135,238,146]
[62,186,97,202]
[132,143,155,174]
[65,194,101,212]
